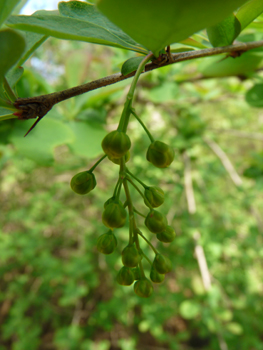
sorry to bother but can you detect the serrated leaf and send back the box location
[207,14,241,47]
[6,6,147,54]
[245,83,263,107]
[0,0,21,28]
[0,28,25,86]
[121,56,145,76]
[67,121,106,159]
[9,117,74,165]
[97,0,248,56]
[236,0,263,31]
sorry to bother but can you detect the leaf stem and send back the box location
[3,78,17,102]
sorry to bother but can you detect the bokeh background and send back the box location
[1,1,263,349]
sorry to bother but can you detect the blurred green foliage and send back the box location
[1,14,263,350]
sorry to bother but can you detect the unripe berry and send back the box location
[145,210,167,234]
[144,186,165,208]
[108,151,130,165]
[102,202,127,229]
[70,171,96,195]
[122,244,141,267]
[150,267,165,283]
[134,278,153,298]
[153,254,172,274]
[131,266,141,280]
[97,231,117,255]
[146,141,174,168]
[156,226,176,243]
[116,266,134,285]
[102,130,131,159]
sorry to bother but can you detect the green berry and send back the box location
[144,186,165,208]
[156,226,176,243]
[150,268,165,283]
[97,231,117,254]
[134,278,153,298]
[146,141,174,168]
[102,202,127,229]
[122,244,141,267]
[145,210,167,234]
[153,254,172,274]
[116,266,134,285]
[102,130,131,159]
[108,151,130,165]
[70,171,96,195]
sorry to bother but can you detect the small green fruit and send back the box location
[97,231,117,254]
[122,244,141,267]
[134,278,153,298]
[70,171,96,195]
[108,151,130,164]
[153,254,172,274]
[131,266,141,280]
[150,268,165,283]
[102,202,127,229]
[116,266,134,285]
[102,130,131,159]
[144,186,164,208]
[146,141,174,168]
[156,226,176,243]
[145,210,167,234]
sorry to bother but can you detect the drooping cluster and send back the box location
[70,55,176,297]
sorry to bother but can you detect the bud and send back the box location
[153,254,172,274]
[102,130,131,159]
[108,151,130,165]
[70,171,96,195]
[150,267,165,283]
[102,202,127,229]
[96,231,117,255]
[122,244,141,267]
[144,186,165,208]
[134,278,153,298]
[131,266,141,280]
[156,226,176,243]
[146,141,174,168]
[104,196,122,209]
[116,266,134,285]
[145,210,167,234]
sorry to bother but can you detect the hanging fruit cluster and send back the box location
[70,53,175,298]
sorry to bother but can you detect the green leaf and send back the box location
[97,0,248,56]
[121,56,145,76]
[9,117,74,165]
[199,50,263,77]
[67,121,106,159]
[236,0,263,31]
[207,14,241,47]
[179,300,201,320]
[0,28,25,85]
[0,0,21,28]
[245,83,263,107]
[6,5,147,54]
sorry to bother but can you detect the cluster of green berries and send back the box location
[70,122,175,297]
[70,58,175,297]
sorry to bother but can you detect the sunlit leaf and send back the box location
[0,0,21,28]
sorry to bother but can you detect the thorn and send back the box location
[24,117,42,137]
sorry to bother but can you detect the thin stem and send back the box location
[126,177,153,210]
[137,230,158,255]
[118,52,154,133]
[3,78,17,102]
[89,154,107,172]
[141,251,152,266]
[130,108,155,143]
[126,168,147,188]
[121,159,134,245]
[133,207,146,218]
[0,98,16,111]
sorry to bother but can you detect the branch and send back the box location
[203,137,243,186]
[13,40,263,126]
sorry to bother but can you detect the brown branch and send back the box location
[14,40,263,128]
